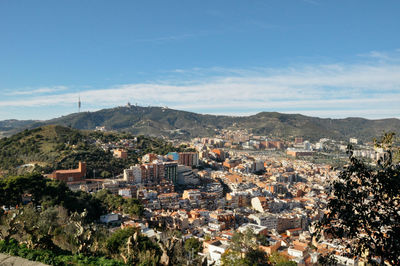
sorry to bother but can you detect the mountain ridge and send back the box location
[1,106,400,142]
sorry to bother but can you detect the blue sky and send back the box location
[1,0,400,120]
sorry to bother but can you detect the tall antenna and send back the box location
[78,95,81,113]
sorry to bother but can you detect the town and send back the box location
[39,127,385,265]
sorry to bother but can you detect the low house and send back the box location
[100,213,121,226]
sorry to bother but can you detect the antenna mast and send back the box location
[78,95,81,113]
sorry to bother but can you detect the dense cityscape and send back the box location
[1,119,398,265]
[1,1,400,265]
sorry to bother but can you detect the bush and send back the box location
[0,239,124,266]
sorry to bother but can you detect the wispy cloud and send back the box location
[358,50,400,63]
[1,51,400,119]
[4,86,68,96]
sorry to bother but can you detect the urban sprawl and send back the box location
[37,128,385,265]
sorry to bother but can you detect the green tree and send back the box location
[316,133,400,265]
[94,190,144,217]
[221,229,269,266]
[0,173,106,222]
[106,227,160,265]
[184,237,202,255]
[269,252,296,266]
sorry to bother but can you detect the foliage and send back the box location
[105,227,161,265]
[94,189,144,217]
[316,133,400,265]
[184,237,202,254]
[0,172,155,265]
[156,230,202,266]
[0,204,107,255]
[0,173,106,222]
[268,252,296,266]
[0,239,124,266]
[3,106,400,142]
[221,228,269,266]
[0,205,157,265]
[0,124,191,177]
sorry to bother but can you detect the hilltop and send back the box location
[1,106,400,142]
[0,125,184,176]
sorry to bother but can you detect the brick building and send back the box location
[49,162,86,182]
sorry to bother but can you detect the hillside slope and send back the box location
[0,125,183,177]
[1,106,400,142]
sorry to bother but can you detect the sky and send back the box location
[1,0,400,120]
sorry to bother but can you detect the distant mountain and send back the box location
[1,106,400,142]
[0,119,38,138]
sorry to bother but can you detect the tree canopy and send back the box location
[316,133,400,265]
[0,173,154,265]
[0,173,105,222]
[221,229,270,266]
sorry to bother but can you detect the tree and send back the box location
[94,189,144,217]
[184,237,202,254]
[106,227,160,265]
[316,133,400,265]
[268,252,296,266]
[221,228,269,266]
[65,210,98,255]
[0,173,106,222]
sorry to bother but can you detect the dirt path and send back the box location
[0,253,48,266]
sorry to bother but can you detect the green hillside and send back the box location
[0,125,184,177]
[1,106,400,142]
[41,106,232,138]
[239,112,400,142]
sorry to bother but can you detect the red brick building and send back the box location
[49,162,86,182]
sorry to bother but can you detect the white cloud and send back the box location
[4,86,68,96]
[358,50,400,63]
[1,54,400,119]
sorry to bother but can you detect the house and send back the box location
[251,196,270,212]
[205,240,229,265]
[100,213,121,226]
[237,223,269,236]
[113,149,128,159]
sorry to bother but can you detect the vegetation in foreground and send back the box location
[221,228,295,266]
[316,133,400,265]
[0,173,160,265]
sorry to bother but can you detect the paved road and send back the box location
[0,254,48,266]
